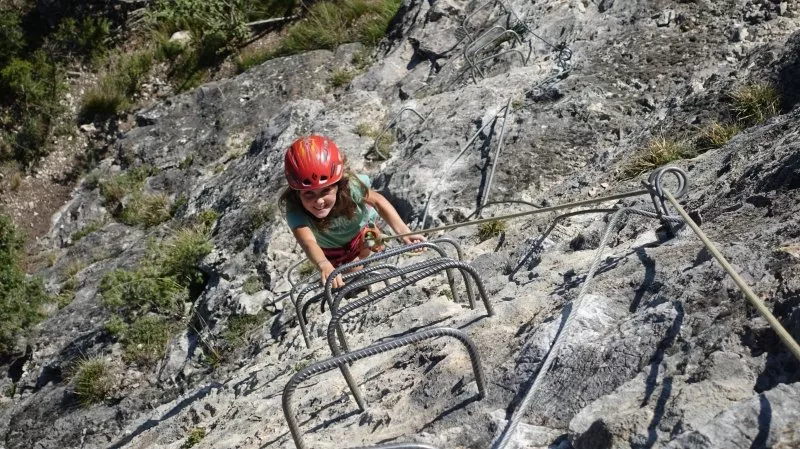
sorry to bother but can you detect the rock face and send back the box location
[2,1,800,449]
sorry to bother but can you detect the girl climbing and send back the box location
[280,135,425,289]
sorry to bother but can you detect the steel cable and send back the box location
[492,206,685,449]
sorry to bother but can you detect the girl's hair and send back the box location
[279,170,368,231]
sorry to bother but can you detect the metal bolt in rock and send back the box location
[326,259,492,409]
[282,327,486,449]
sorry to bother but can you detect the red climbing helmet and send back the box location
[284,135,344,190]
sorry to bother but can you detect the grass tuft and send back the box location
[223,312,271,348]
[123,315,175,365]
[620,136,693,179]
[329,69,356,88]
[119,192,172,228]
[477,220,506,241]
[730,83,780,127]
[242,275,262,295]
[182,428,207,449]
[695,121,741,152]
[73,358,115,406]
[80,51,154,122]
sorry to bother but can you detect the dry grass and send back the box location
[695,121,741,152]
[620,136,693,179]
[478,220,506,241]
[730,83,780,126]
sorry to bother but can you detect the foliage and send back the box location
[99,227,212,320]
[123,315,175,365]
[80,50,154,122]
[242,275,262,295]
[105,314,128,338]
[99,167,150,206]
[297,260,316,278]
[275,0,403,56]
[0,8,24,67]
[234,46,273,73]
[148,0,249,59]
[730,83,780,127]
[196,209,220,230]
[695,121,741,152]
[0,213,51,357]
[620,136,693,179]
[181,428,207,449]
[477,220,506,241]
[223,312,271,348]
[51,16,111,62]
[329,69,356,88]
[0,50,65,168]
[119,192,172,228]
[235,0,402,70]
[73,358,115,406]
[69,219,106,245]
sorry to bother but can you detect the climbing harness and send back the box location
[282,327,486,449]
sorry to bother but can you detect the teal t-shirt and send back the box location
[286,174,378,248]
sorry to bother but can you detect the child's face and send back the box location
[299,185,338,219]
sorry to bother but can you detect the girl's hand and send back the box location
[402,234,426,252]
[319,260,344,289]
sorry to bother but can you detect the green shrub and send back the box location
[182,427,207,449]
[155,227,213,286]
[477,220,506,241]
[148,0,249,59]
[329,69,356,88]
[273,0,403,57]
[105,314,128,338]
[0,214,51,357]
[731,83,780,126]
[242,275,262,295]
[0,8,25,66]
[695,121,741,152]
[73,358,115,406]
[100,267,186,317]
[124,315,175,365]
[51,16,111,62]
[119,192,172,228]
[620,136,693,179]
[297,260,316,278]
[0,50,64,168]
[99,166,154,209]
[234,47,272,73]
[196,209,219,230]
[99,227,211,319]
[80,50,154,121]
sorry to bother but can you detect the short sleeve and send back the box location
[286,204,309,229]
[350,174,371,203]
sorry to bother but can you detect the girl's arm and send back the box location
[291,226,344,288]
[365,190,425,245]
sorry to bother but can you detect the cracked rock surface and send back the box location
[1,1,800,448]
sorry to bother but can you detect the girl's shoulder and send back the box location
[349,173,371,202]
